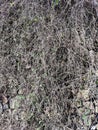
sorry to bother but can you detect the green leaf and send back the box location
[96,80,98,85]
[82,110,90,125]
[17,95,25,100]
[33,17,39,22]
[55,0,59,5]
[52,0,59,7]
[82,115,88,124]
[85,109,90,115]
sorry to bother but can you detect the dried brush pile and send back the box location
[0,0,98,130]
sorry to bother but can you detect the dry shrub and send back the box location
[0,0,98,130]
